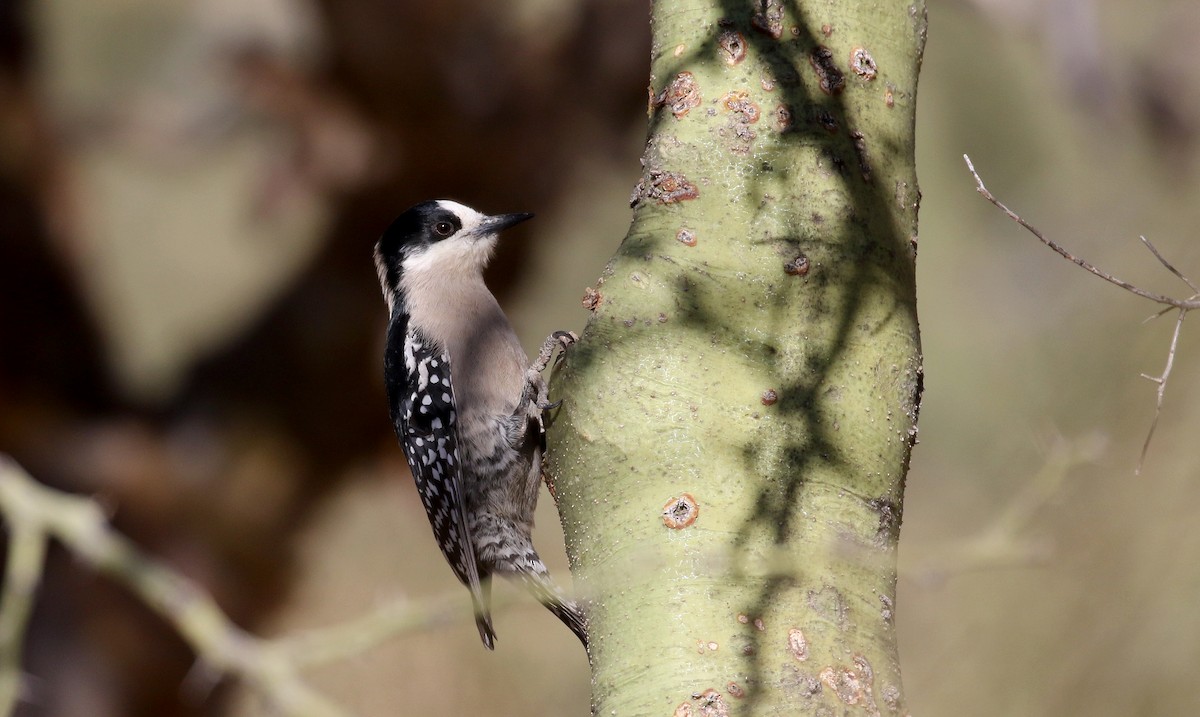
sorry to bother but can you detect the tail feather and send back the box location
[475,614,497,650]
[519,572,589,649]
[473,575,497,650]
[473,518,588,650]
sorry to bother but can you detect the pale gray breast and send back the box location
[401,270,528,418]
[448,303,528,418]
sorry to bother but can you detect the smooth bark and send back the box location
[548,1,925,714]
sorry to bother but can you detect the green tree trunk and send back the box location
[548,0,925,714]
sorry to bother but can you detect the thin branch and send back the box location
[0,456,346,717]
[0,506,47,715]
[279,590,474,669]
[964,155,1195,475]
[963,155,1200,311]
[0,457,494,717]
[908,433,1104,581]
[1142,305,1175,325]
[1137,309,1187,476]
[1139,235,1200,294]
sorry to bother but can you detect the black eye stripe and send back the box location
[430,212,462,239]
[377,201,465,261]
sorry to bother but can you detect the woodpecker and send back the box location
[373,199,586,650]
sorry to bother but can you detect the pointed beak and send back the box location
[482,212,534,234]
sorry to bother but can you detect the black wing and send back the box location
[384,322,496,648]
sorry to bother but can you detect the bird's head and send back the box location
[373,199,532,314]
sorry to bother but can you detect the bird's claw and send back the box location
[525,330,577,433]
[531,330,578,374]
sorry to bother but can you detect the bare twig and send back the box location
[0,504,47,715]
[1139,235,1200,294]
[964,154,1200,311]
[0,457,491,717]
[964,155,1200,311]
[1137,309,1187,475]
[963,155,1195,475]
[0,456,347,717]
[908,434,1104,581]
[279,590,470,669]
[1142,305,1176,325]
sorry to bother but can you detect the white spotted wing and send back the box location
[385,322,495,646]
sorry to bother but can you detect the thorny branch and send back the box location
[0,456,478,717]
[964,154,1198,475]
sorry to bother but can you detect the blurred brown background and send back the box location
[0,0,1198,715]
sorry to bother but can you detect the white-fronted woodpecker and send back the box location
[373,199,586,650]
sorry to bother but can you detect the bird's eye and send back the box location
[434,221,454,237]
